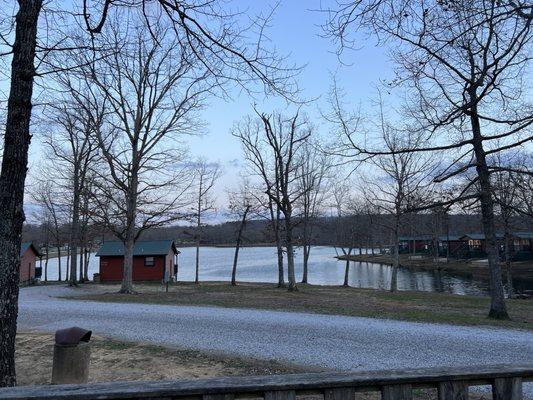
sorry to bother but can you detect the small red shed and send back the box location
[20,242,42,283]
[96,240,180,282]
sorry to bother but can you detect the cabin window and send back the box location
[145,256,155,267]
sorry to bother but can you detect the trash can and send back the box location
[51,327,92,384]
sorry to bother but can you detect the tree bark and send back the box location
[0,0,42,387]
[120,182,137,294]
[470,104,509,319]
[69,170,80,286]
[285,214,297,292]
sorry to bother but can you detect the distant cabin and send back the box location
[20,242,42,283]
[96,240,180,282]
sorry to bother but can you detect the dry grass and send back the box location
[71,282,533,330]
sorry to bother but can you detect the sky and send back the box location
[179,1,393,214]
[14,0,395,222]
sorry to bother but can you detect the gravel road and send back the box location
[18,285,533,394]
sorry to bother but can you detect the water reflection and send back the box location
[40,246,527,296]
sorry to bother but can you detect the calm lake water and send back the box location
[40,245,519,296]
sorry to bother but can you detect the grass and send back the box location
[71,281,533,330]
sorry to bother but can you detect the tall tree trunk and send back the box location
[195,239,200,284]
[231,206,249,286]
[44,246,48,282]
[269,199,284,287]
[470,105,509,319]
[301,217,309,284]
[390,215,400,292]
[122,236,135,293]
[83,248,89,282]
[504,230,514,298]
[69,173,80,286]
[343,248,352,287]
[0,0,42,387]
[65,245,70,281]
[120,185,137,294]
[57,247,62,281]
[285,215,297,292]
[78,248,83,283]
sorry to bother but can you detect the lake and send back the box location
[41,245,503,296]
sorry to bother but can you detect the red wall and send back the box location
[99,255,167,282]
[20,248,36,282]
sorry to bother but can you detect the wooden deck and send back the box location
[1,364,532,399]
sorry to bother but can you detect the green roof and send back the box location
[21,242,42,257]
[96,240,179,257]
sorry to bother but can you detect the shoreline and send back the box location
[337,253,533,288]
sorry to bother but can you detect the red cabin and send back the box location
[96,240,180,282]
[20,242,42,283]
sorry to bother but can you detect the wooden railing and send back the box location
[1,364,532,400]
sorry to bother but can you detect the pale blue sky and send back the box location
[182,1,393,208]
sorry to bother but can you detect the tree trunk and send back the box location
[69,173,80,286]
[301,217,309,284]
[231,206,249,286]
[343,248,352,287]
[65,245,70,282]
[390,216,400,292]
[44,246,48,282]
[121,236,135,293]
[57,247,62,281]
[0,0,42,387]
[78,248,83,283]
[120,175,138,294]
[195,239,200,284]
[269,199,284,288]
[83,248,89,282]
[470,105,509,319]
[504,231,513,298]
[285,215,297,292]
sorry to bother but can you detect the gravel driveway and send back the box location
[18,285,533,394]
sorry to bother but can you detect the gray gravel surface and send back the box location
[18,285,533,396]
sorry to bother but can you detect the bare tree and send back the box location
[31,181,69,282]
[362,127,435,292]
[324,0,532,318]
[227,177,258,286]
[191,159,221,284]
[330,179,357,287]
[492,154,527,298]
[42,77,104,286]
[298,141,330,283]
[86,18,203,294]
[233,110,312,291]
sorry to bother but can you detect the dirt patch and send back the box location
[71,282,533,331]
[15,331,490,399]
[15,331,309,386]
